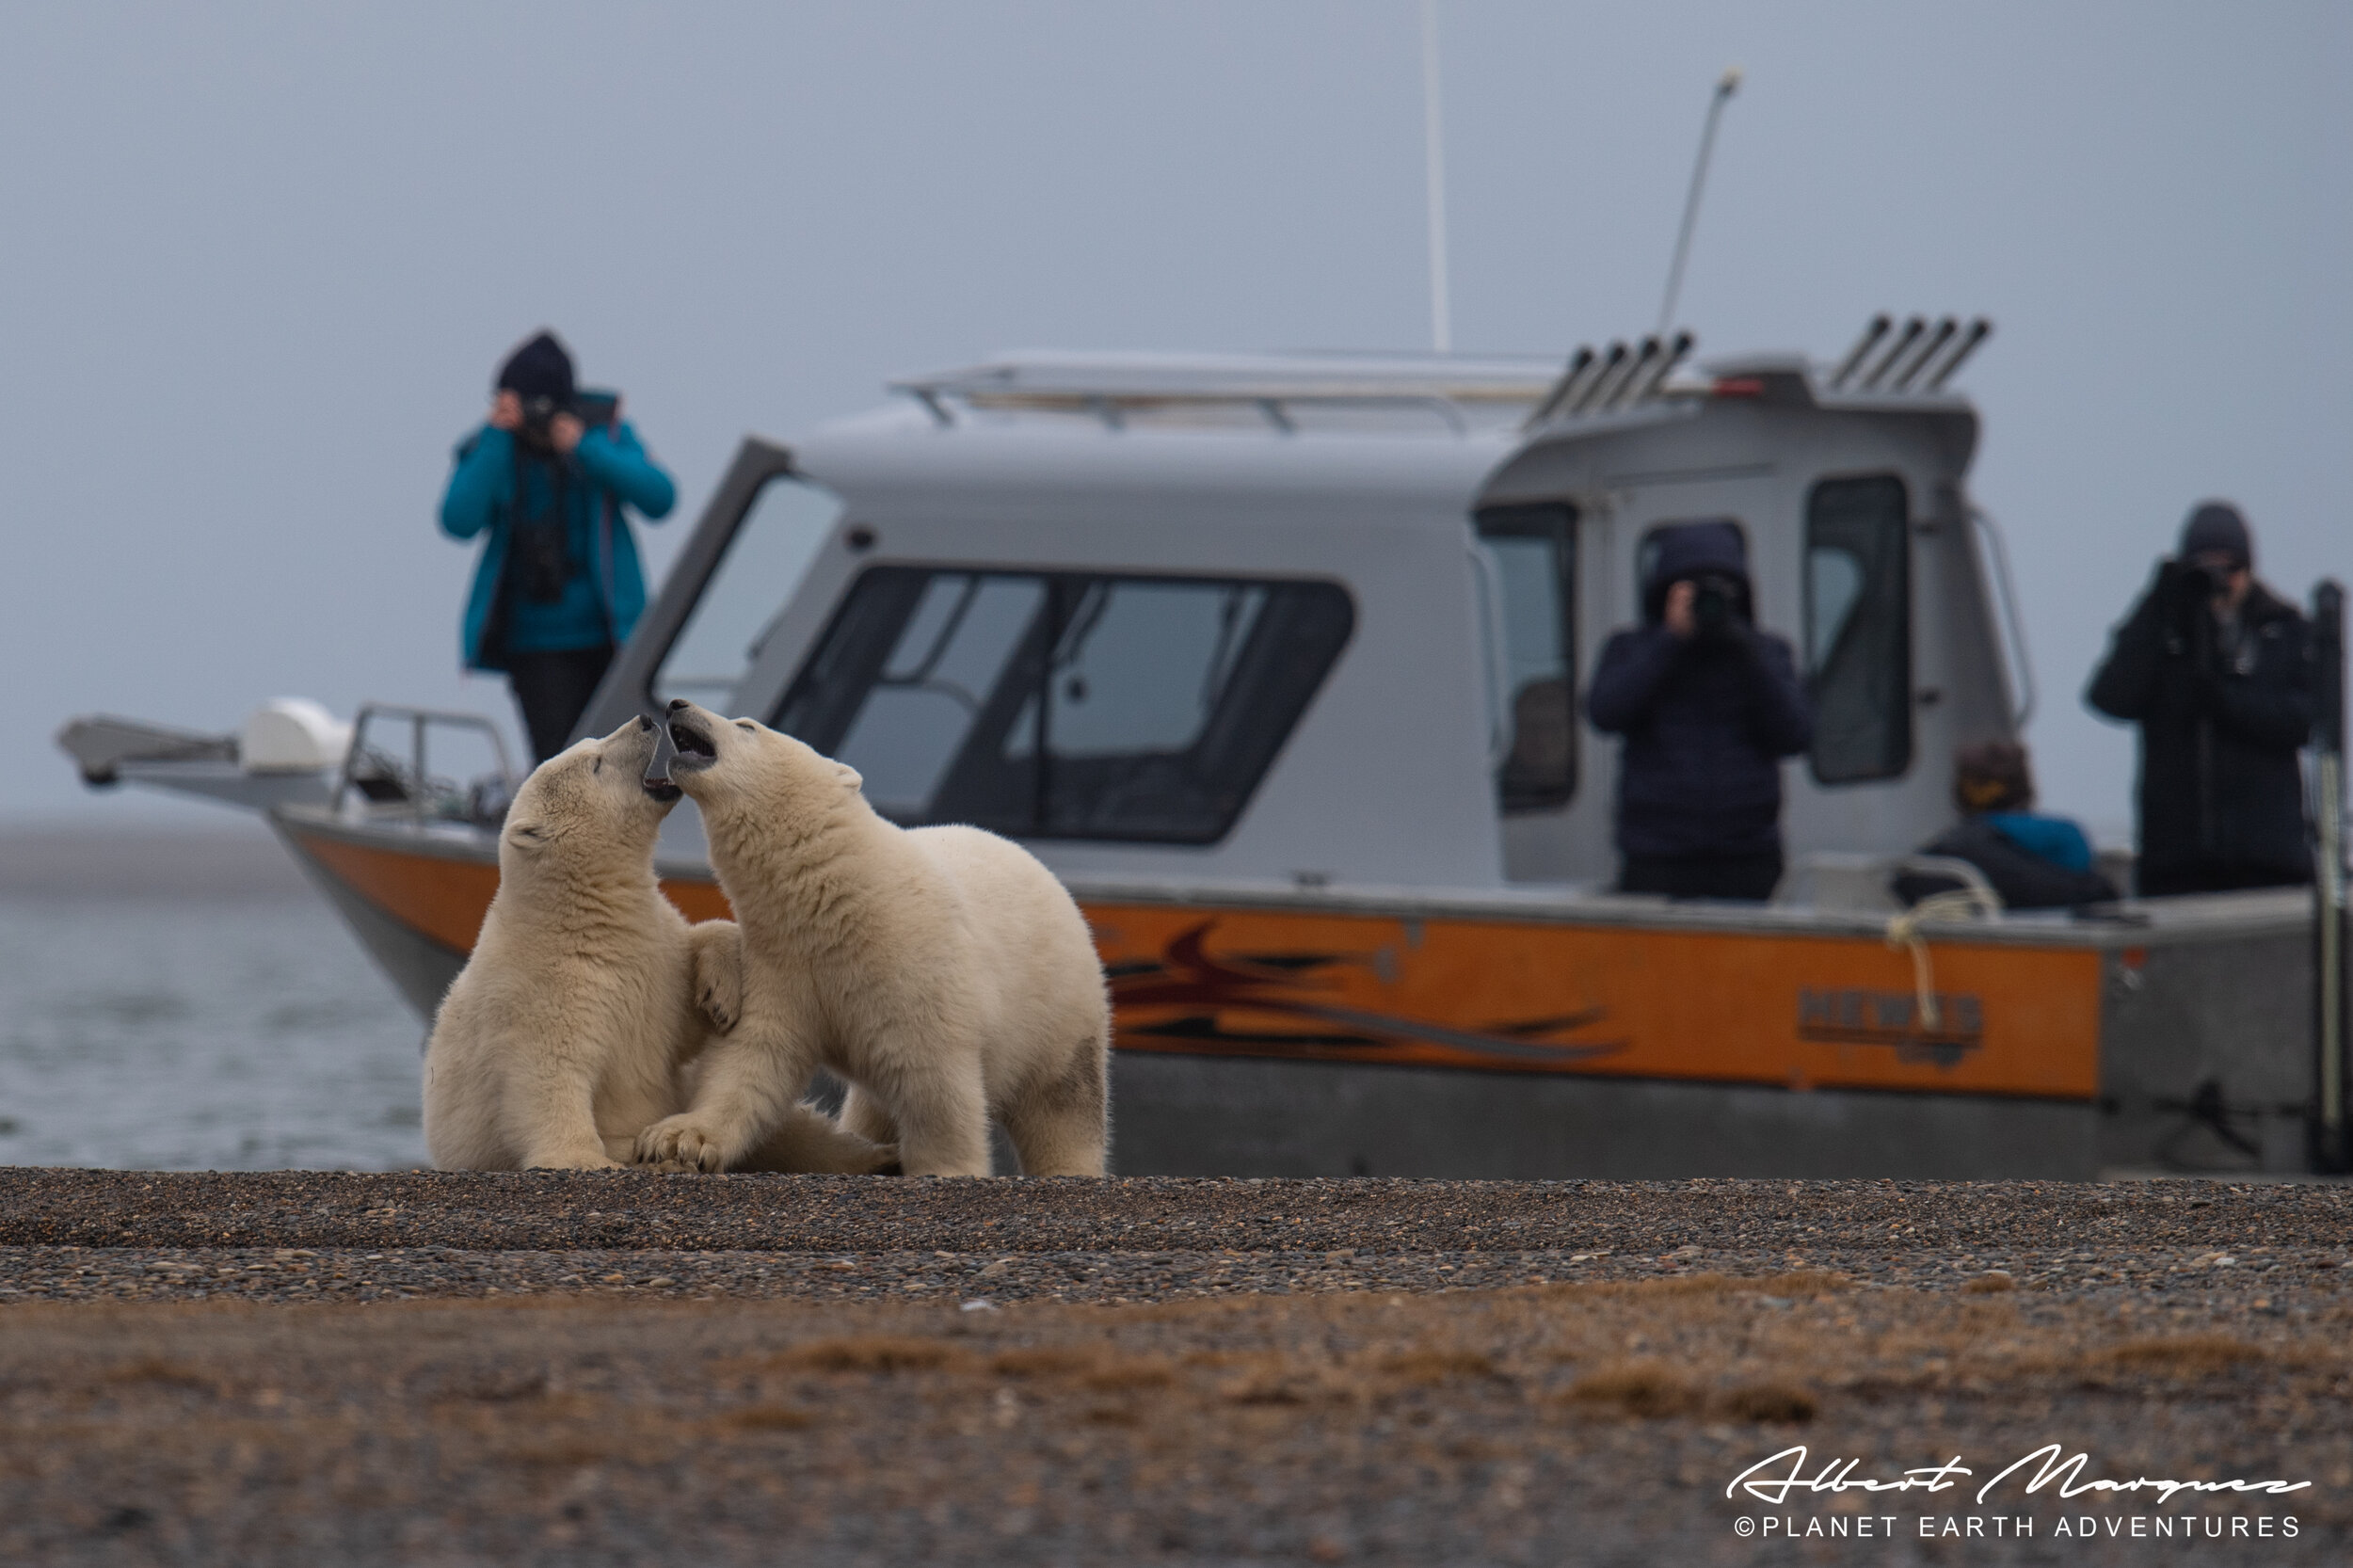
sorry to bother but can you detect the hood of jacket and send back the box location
[1642,520,1749,624]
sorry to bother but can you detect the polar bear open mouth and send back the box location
[666,716,719,770]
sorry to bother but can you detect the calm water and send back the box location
[0,894,428,1170]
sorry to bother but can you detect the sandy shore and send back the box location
[3,1170,2348,1565]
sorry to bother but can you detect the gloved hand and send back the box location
[2153,557,2201,632]
[2157,556,2230,645]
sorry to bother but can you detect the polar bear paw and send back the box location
[688,921,744,1033]
[633,1115,732,1173]
[697,983,739,1033]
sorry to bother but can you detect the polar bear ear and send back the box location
[832,760,863,793]
[504,819,550,853]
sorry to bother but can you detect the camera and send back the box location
[516,394,568,448]
[516,389,620,451]
[2160,555,2234,634]
[2169,552,2239,596]
[1689,571,1745,637]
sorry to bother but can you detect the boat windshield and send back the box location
[772,567,1354,843]
[653,476,844,711]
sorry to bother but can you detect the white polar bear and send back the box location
[423,714,896,1174]
[632,700,1112,1178]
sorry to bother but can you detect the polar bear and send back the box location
[632,699,1111,1177]
[423,714,896,1174]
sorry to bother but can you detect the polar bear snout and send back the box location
[665,711,720,772]
[507,719,681,840]
[639,716,684,802]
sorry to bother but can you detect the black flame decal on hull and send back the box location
[1111,921,1627,1067]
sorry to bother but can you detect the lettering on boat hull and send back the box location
[1796,987,1984,1068]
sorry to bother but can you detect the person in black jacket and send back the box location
[2086,501,2313,896]
[1586,520,1814,900]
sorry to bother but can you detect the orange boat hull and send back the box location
[284,818,2099,1104]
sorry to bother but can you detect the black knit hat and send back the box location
[2180,501,2251,569]
[495,330,575,403]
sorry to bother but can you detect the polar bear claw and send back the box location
[633,1115,732,1173]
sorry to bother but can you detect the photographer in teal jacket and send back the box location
[439,330,678,760]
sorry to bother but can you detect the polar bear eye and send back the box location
[592,757,603,774]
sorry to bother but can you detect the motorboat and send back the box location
[61,317,2349,1178]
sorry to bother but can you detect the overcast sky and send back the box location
[3,1,2345,840]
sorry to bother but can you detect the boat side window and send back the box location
[1475,504,1577,811]
[651,476,845,711]
[772,567,1355,843]
[1803,473,1913,784]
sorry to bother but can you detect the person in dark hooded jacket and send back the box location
[1585,520,1814,900]
[2086,501,2312,896]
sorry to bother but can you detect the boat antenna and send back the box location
[1420,0,1452,354]
[1656,65,1742,339]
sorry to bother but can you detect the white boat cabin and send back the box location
[591,320,2022,896]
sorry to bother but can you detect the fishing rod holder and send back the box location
[1829,315,1992,392]
[1523,332,1695,431]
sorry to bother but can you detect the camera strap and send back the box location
[593,490,617,645]
[505,444,575,605]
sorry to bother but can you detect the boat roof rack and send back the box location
[889,350,1566,433]
[888,323,1985,434]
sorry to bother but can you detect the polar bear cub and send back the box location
[633,700,1112,1177]
[424,714,894,1174]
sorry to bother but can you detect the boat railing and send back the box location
[1969,505,2037,728]
[1781,852,2004,916]
[333,704,519,827]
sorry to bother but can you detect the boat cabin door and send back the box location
[1473,394,2018,886]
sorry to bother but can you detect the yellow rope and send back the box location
[1884,888,2001,1031]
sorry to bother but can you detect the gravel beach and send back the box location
[4,1169,2349,1565]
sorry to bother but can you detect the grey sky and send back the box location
[4,1,2345,840]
